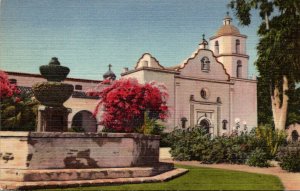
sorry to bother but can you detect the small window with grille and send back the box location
[75,85,83,90]
[9,79,17,84]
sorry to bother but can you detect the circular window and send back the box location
[200,88,209,99]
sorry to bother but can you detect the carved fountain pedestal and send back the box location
[36,106,71,132]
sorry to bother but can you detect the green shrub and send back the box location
[246,148,270,167]
[168,126,286,165]
[277,144,300,172]
[168,128,258,164]
[222,133,257,164]
[160,132,171,147]
[138,112,165,135]
[255,124,287,158]
[168,128,198,160]
[168,127,210,160]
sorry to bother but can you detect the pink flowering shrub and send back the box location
[0,70,20,100]
[88,78,169,132]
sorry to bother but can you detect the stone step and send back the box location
[0,168,188,190]
[0,163,174,182]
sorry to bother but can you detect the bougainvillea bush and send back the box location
[0,70,38,131]
[88,78,169,133]
[0,70,20,100]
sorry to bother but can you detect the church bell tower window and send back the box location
[215,41,219,55]
[201,57,210,72]
[237,61,242,78]
[236,39,240,54]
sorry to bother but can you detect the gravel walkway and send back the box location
[162,159,300,190]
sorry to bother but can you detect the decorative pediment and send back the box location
[176,49,230,81]
[135,53,164,69]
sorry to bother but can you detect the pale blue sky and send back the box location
[0,0,261,80]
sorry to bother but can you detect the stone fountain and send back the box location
[0,58,187,190]
[33,57,73,132]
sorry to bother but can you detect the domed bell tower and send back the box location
[209,12,249,79]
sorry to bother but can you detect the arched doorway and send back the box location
[197,116,212,134]
[291,130,299,142]
[71,110,97,132]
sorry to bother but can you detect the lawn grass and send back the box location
[42,164,284,190]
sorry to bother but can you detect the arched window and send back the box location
[71,110,97,132]
[199,119,210,134]
[215,41,219,55]
[181,117,188,129]
[292,130,299,142]
[201,57,210,72]
[222,120,228,130]
[236,39,240,53]
[237,61,242,78]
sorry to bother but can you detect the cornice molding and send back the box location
[5,71,101,83]
[189,95,222,106]
[121,66,179,76]
[209,34,247,40]
[175,75,233,85]
[216,53,249,59]
[231,77,257,83]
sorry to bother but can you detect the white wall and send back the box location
[7,73,100,91]
[231,79,257,132]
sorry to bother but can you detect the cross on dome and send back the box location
[103,64,116,80]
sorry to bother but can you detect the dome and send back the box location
[103,64,116,80]
[216,25,240,36]
[213,12,241,37]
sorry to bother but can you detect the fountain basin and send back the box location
[33,82,73,106]
[0,131,160,170]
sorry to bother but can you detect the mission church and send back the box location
[121,13,257,135]
[6,13,257,135]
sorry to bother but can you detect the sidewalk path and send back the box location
[162,159,300,190]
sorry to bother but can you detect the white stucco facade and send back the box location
[122,15,257,135]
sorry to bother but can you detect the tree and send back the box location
[257,77,273,125]
[287,86,300,125]
[230,0,300,130]
[88,78,169,133]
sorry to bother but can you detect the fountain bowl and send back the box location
[33,82,74,107]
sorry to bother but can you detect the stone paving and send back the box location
[162,159,300,190]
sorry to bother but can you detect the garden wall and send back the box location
[0,131,160,169]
